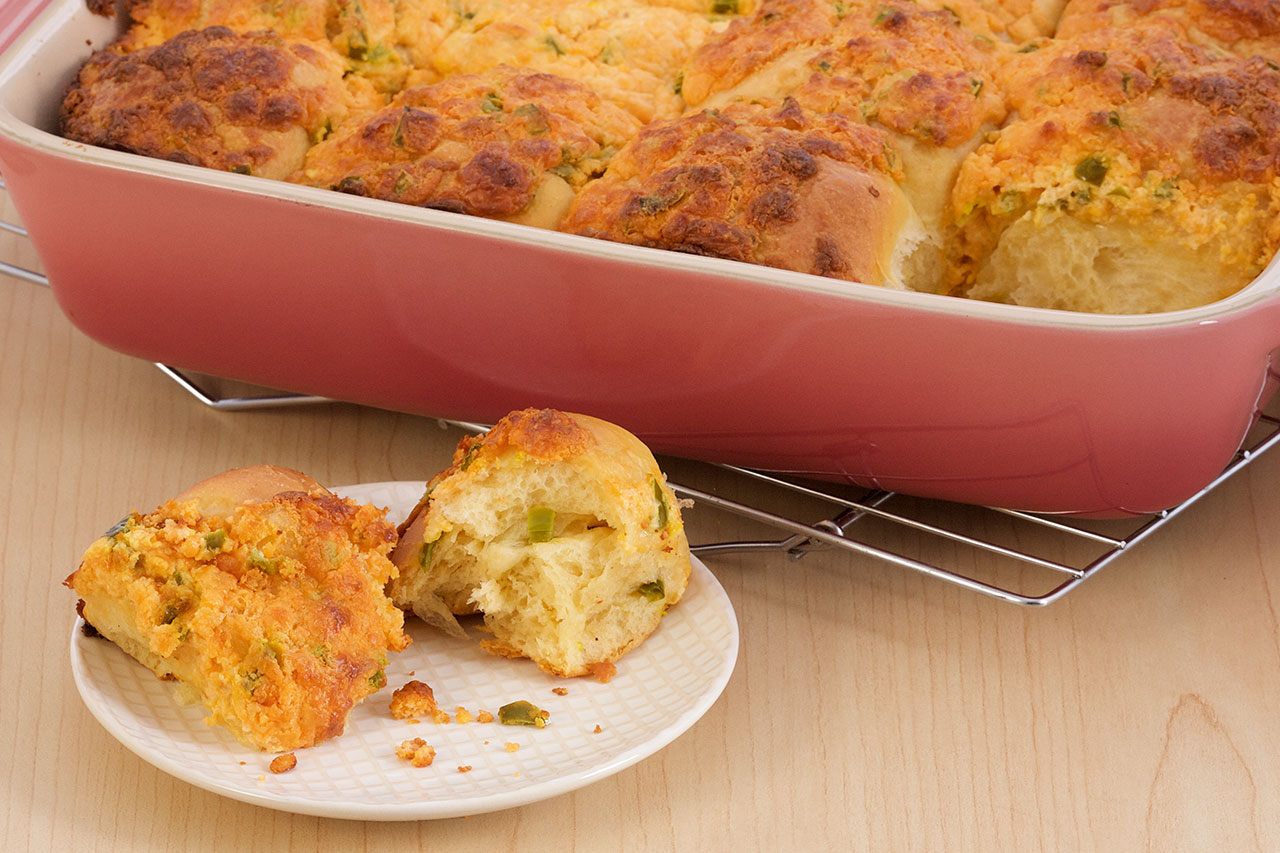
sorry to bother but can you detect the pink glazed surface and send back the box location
[3,0,1280,515]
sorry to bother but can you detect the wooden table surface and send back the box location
[4,186,1280,852]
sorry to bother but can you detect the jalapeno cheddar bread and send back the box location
[389,408,691,679]
[65,465,410,751]
[59,0,1280,313]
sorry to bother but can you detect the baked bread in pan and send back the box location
[65,465,410,751]
[389,409,692,679]
[59,0,1280,313]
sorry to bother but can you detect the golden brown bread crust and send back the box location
[403,0,715,122]
[60,27,354,180]
[678,0,841,108]
[561,99,916,286]
[116,0,331,50]
[115,0,409,95]
[60,0,1280,310]
[787,3,1008,149]
[65,465,410,751]
[951,23,1280,308]
[294,66,641,225]
[1057,0,1280,63]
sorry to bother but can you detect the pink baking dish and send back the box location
[3,0,1280,516]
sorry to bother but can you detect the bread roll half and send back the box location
[390,409,692,679]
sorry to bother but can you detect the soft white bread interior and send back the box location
[389,408,692,679]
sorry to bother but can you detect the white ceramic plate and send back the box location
[69,481,739,821]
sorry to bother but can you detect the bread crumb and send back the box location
[457,765,472,773]
[269,753,297,774]
[390,680,439,720]
[593,725,603,734]
[551,687,568,696]
[477,710,494,723]
[433,709,451,724]
[239,761,246,766]
[396,738,437,768]
[587,662,616,683]
[257,775,266,781]
[407,719,420,725]
[504,742,520,752]
[455,706,474,724]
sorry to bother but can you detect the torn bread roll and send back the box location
[389,409,692,679]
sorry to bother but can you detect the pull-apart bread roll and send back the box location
[678,0,1010,290]
[295,67,642,229]
[60,28,358,180]
[389,409,691,679]
[66,465,410,752]
[562,98,928,288]
[951,24,1280,313]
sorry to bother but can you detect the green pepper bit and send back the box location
[638,580,665,602]
[204,529,227,550]
[653,478,670,529]
[499,700,550,728]
[1074,154,1109,186]
[528,506,556,543]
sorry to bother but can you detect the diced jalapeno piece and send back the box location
[638,580,665,602]
[419,537,438,569]
[1074,154,1108,186]
[711,0,738,12]
[653,478,670,529]
[205,530,227,550]
[248,548,277,574]
[369,670,386,689]
[528,506,556,543]
[499,700,549,727]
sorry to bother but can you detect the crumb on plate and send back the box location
[269,753,297,774]
[396,738,437,768]
[390,680,438,720]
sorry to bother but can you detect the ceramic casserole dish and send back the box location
[2,0,1279,516]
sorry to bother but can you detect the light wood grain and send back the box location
[3,194,1280,851]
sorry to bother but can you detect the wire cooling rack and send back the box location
[5,180,1278,606]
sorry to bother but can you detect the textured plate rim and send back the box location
[68,481,739,821]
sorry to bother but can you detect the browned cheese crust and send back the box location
[788,3,1008,150]
[294,66,641,226]
[114,0,409,92]
[60,27,355,180]
[561,98,911,285]
[65,469,410,752]
[1057,0,1280,63]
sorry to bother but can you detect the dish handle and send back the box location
[0,0,56,55]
